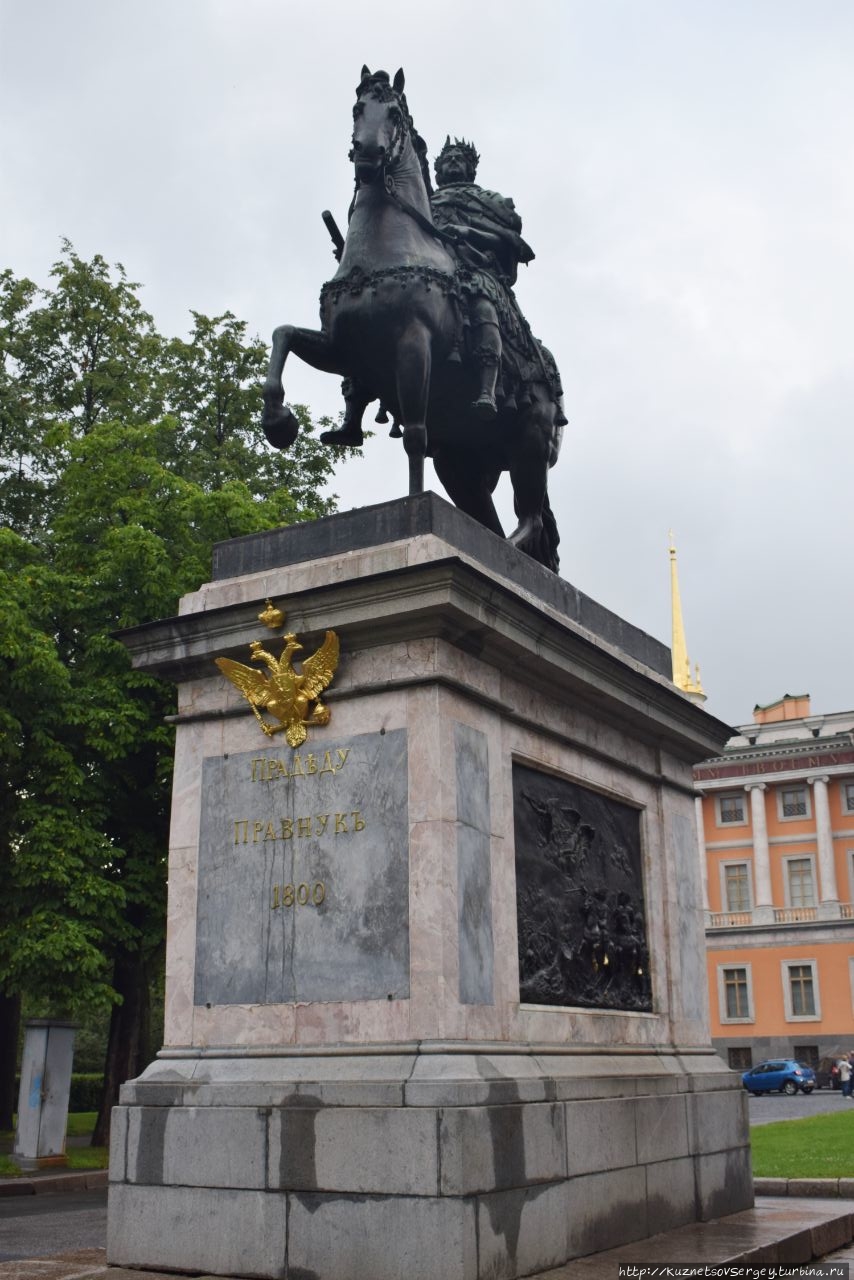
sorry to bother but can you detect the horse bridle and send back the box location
[348,91,463,254]
[381,172,463,253]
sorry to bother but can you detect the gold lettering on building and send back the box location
[233,811,366,843]
[249,746,351,783]
[271,882,326,910]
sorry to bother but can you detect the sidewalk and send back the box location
[0,1169,107,1198]
[1,1192,853,1280]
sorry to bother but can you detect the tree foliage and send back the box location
[0,242,352,1131]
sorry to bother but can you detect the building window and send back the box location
[789,966,815,1016]
[717,793,746,826]
[728,1046,752,1070]
[718,964,753,1023]
[794,1044,819,1069]
[842,782,854,815]
[785,856,816,908]
[782,960,820,1020]
[778,785,810,821]
[721,862,751,912]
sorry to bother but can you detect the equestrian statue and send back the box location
[261,66,566,572]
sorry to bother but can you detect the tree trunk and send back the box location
[91,952,151,1148]
[0,992,21,1131]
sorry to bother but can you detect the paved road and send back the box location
[747,1085,853,1125]
[0,1190,106,1262]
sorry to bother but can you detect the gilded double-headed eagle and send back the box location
[215,622,339,748]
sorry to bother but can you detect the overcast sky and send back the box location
[2,0,852,727]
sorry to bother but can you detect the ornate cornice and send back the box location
[695,737,854,783]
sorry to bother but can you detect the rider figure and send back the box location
[431,136,535,420]
[320,133,565,446]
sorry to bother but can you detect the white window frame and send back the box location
[776,784,811,823]
[719,859,753,913]
[847,849,854,905]
[717,962,754,1024]
[715,791,747,828]
[842,781,854,815]
[783,853,817,909]
[781,959,820,1022]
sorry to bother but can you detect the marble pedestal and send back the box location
[108,494,752,1280]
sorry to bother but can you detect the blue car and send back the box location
[742,1059,816,1096]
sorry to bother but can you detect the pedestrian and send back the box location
[839,1056,852,1098]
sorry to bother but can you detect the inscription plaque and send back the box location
[194,729,409,1005]
[513,763,651,1011]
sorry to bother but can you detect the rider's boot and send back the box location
[471,320,500,420]
[320,378,370,447]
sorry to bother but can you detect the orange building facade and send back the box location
[694,695,854,1070]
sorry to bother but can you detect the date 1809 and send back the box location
[271,882,326,910]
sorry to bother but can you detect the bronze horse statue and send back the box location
[261,66,565,571]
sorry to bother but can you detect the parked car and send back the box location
[815,1056,847,1089]
[742,1059,816,1095]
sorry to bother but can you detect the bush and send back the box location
[70,1073,103,1111]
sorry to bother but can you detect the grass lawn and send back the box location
[0,1112,107,1177]
[751,1108,854,1178]
[66,1112,97,1137]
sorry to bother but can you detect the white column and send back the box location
[695,794,709,912]
[746,783,773,921]
[809,774,839,910]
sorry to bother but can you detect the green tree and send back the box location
[0,269,41,538]
[162,309,340,515]
[0,530,125,1127]
[23,239,163,439]
[0,245,352,1137]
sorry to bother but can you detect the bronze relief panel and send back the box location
[513,763,651,1012]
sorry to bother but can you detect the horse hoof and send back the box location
[261,404,300,450]
[508,517,543,552]
[320,425,364,448]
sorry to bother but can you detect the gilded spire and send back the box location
[669,532,706,702]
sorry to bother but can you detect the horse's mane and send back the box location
[355,69,433,195]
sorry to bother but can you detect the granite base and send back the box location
[108,1049,751,1279]
[110,496,751,1278]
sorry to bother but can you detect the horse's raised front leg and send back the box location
[395,322,431,495]
[261,324,343,450]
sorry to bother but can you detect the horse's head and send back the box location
[349,66,408,183]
